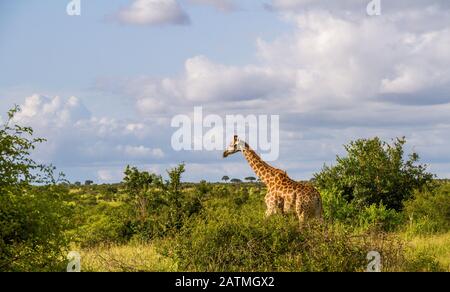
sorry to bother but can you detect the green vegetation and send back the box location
[314,137,434,211]
[0,106,71,271]
[404,182,450,235]
[1,106,449,272]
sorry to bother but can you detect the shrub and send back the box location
[159,195,411,272]
[0,106,70,271]
[119,164,206,241]
[404,184,450,235]
[123,165,164,224]
[72,201,133,248]
[321,188,403,231]
[358,203,403,232]
[211,184,230,197]
[315,137,434,211]
[320,188,359,224]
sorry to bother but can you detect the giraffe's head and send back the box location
[223,135,244,158]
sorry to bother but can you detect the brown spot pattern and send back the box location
[241,144,323,223]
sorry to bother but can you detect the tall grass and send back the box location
[405,233,450,271]
[80,243,176,272]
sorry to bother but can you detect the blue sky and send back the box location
[1,0,450,183]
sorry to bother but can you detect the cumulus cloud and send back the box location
[183,56,292,103]
[11,95,169,180]
[98,56,293,115]
[257,11,450,108]
[95,0,450,180]
[117,0,190,26]
[112,5,450,115]
[13,94,90,127]
[118,145,165,159]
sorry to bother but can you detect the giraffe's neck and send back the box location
[241,143,275,185]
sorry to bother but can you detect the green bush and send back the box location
[72,201,133,248]
[321,188,359,224]
[358,203,403,232]
[0,106,71,271]
[404,249,443,272]
[321,188,403,231]
[404,184,450,235]
[315,137,434,211]
[119,164,206,241]
[158,193,412,272]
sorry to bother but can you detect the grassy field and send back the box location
[78,232,450,272]
[80,243,177,272]
[37,177,450,272]
[67,181,449,272]
[406,233,450,271]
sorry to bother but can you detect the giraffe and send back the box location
[223,135,323,224]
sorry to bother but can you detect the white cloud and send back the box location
[125,123,145,132]
[11,95,168,170]
[13,94,90,127]
[116,7,450,115]
[118,145,165,158]
[380,28,450,95]
[257,10,450,108]
[183,56,291,103]
[117,0,190,26]
[97,169,115,182]
[101,56,292,115]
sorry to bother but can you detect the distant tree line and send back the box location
[221,176,257,184]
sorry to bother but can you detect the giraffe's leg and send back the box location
[265,192,276,217]
[265,192,284,217]
[314,196,324,221]
[296,197,309,228]
[275,195,285,215]
[283,193,295,214]
[298,212,306,229]
[265,207,275,217]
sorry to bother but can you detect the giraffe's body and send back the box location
[224,136,323,224]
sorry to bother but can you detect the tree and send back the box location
[74,181,81,186]
[85,180,94,186]
[222,175,230,183]
[245,176,256,183]
[123,166,162,223]
[230,178,242,184]
[0,106,70,271]
[314,137,434,211]
[122,163,195,239]
[165,164,186,230]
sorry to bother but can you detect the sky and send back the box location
[1,0,450,183]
